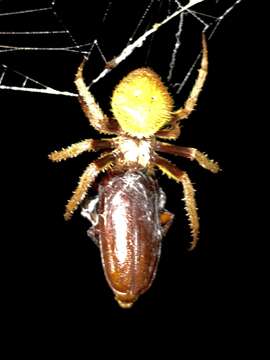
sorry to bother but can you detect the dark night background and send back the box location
[1,0,257,355]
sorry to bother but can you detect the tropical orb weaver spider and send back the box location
[49,33,220,308]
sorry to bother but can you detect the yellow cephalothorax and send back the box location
[111,68,173,138]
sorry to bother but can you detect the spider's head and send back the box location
[111,68,173,138]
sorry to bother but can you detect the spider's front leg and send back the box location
[48,138,113,162]
[154,155,199,250]
[75,59,120,135]
[64,152,115,220]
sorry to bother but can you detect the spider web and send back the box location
[0,0,243,97]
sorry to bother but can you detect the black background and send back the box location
[1,0,256,355]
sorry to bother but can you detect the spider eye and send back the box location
[111,68,173,137]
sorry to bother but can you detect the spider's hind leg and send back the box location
[156,120,181,140]
[156,34,208,141]
[172,33,208,121]
[75,59,120,135]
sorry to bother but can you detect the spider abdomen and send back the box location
[111,68,173,138]
[97,171,164,308]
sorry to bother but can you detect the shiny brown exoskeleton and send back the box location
[81,170,173,308]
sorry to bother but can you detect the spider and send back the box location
[49,33,219,245]
[49,33,220,307]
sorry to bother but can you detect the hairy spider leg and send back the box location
[156,33,208,141]
[155,142,220,173]
[48,138,114,162]
[64,152,115,220]
[155,119,181,140]
[75,59,120,135]
[154,155,199,250]
[173,33,208,121]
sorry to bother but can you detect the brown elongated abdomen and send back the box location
[98,171,164,308]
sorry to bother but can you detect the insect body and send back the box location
[49,34,220,308]
[82,170,173,308]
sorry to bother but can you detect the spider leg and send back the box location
[173,33,208,121]
[64,152,115,220]
[49,138,114,162]
[156,120,181,140]
[154,155,199,250]
[75,59,120,135]
[155,142,220,173]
